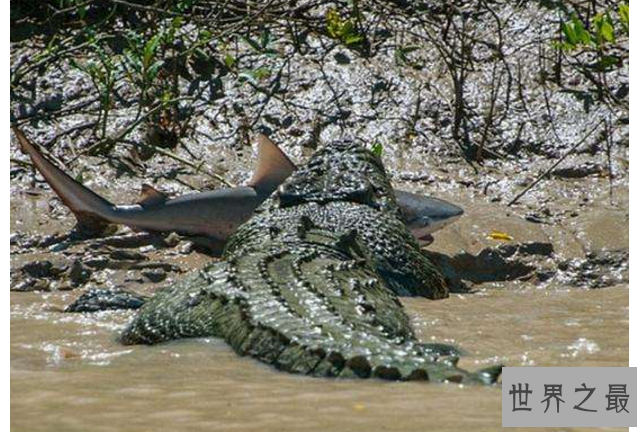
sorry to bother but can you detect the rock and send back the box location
[87,232,167,249]
[177,236,225,256]
[556,249,629,289]
[535,270,556,282]
[109,249,148,261]
[502,242,554,257]
[124,276,145,283]
[83,257,111,270]
[424,241,555,289]
[52,280,75,291]
[524,213,546,224]
[65,288,149,313]
[551,162,605,179]
[178,241,195,254]
[20,260,53,278]
[131,262,181,272]
[10,233,23,246]
[67,260,91,286]
[83,254,179,272]
[11,278,50,292]
[163,232,182,248]
[142,269,167,283]
[20,260,67,278]
[334,52,351,64]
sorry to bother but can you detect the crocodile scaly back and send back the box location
[121,141,499,384]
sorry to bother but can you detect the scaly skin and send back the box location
[121,141,500,383]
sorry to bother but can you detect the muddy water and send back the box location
[11,283,628,432]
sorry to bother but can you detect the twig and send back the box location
[172,177,201,191]
[11,158,32,169]
[606,115,614,204]
[61,96,233,187]
[12,35,113,85]
[507,120,604,206]
[139,144,234,188]
[104,0,182,17]
[476,61,501,161]
[70,97,192,162]
[42,121,98,149]
[9,130,69,169]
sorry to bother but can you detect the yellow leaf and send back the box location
[353,403,366,411]
[488,230,513,241]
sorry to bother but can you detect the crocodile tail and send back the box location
[121,218,498,383]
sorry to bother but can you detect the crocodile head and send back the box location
[277,140,398,214]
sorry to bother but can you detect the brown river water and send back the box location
[11,285,628,432]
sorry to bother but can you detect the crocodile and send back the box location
[120,140,501,384]
[13,127,463,251]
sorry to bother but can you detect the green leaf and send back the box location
[238,71,257,85]
[402,45,420,54]
[341,21,355,37]
[371,142,383,157]
[253,66,271,80]
[592,13,615,45]
[600,20,614,42]
[224,54,236,69]
[619,4,629,34]
[147,60,164,81]
[171,17,183,29]
[260,28,271,49]
[176,0,193,12]
[262,48,279,58]
[238,67,270,84]
[199,29,212,42]
[561,22,578,46]
[598,54,621,71]
[143,35,162,66]
[161,91,173,104]
[325,8,363,47]
[394,48,406,65]
[123,49,143,73]
[571,16,591,45]
[344,34,363,45]
[69,58,83,72]
[326,9,342,38]
[241,35,263,53]
[194,48,209,61]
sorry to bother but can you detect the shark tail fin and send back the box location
[13,126,115,233]
[247,134,296,194]
[136,184,168,208]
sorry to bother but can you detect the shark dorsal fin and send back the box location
[137,184,167,208]
[247,134,296,192]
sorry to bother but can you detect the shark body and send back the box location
[13,127,463,247]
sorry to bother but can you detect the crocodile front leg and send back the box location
[119,267,229,344]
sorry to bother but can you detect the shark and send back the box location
[12,127,463,249]
[394,190,463,245]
